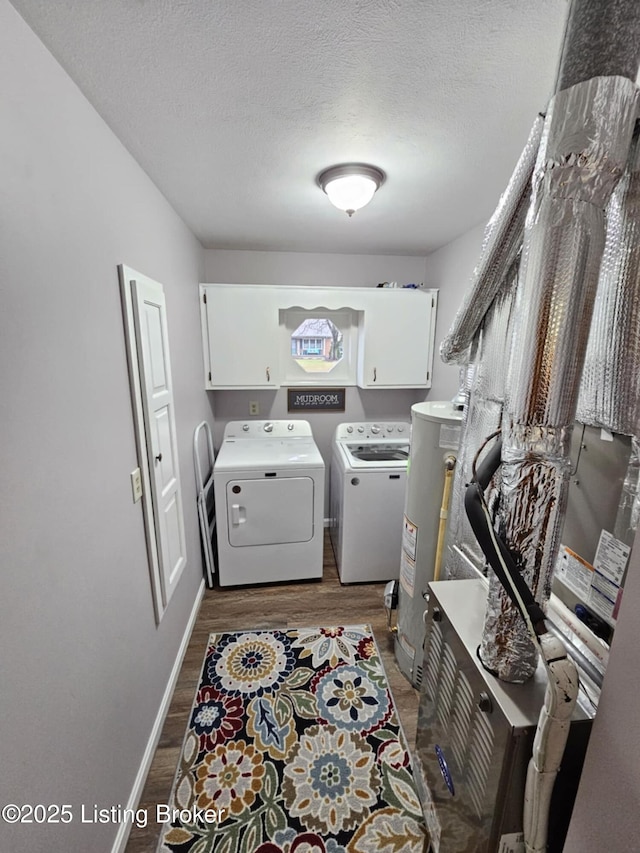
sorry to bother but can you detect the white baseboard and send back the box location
[111,579,205,853]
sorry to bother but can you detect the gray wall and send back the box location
[204,249,428,290]
[0,3,210,851]
[423,222,486,400]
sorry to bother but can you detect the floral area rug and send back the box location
[157,625,427,853]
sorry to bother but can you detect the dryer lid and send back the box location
[215,437,324,471]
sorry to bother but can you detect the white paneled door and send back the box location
[120,265,187,621]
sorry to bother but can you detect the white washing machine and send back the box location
[330,422,410,583]
[214,420,325,586]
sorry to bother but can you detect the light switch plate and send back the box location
[130,468,143,502]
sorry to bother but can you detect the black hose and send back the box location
[464,438,547,635]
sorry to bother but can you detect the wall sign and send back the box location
[287,387,345,412]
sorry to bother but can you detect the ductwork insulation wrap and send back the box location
[555,0,640,90]
[439,116,543,365]
[614,436,640,546]
[577,129,640,433]
[445,261,519,580]
[480,76,639,683]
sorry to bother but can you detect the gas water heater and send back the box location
[394,401,463,687]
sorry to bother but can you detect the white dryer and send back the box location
[330,422,410,583]
[214,420,325,586]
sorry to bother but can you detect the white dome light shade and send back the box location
[318,164,385,217]
[325,174,376,213]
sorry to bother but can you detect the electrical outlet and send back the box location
[249,401,259,416]
[130,468,143,503]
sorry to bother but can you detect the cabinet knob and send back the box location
[266,366,271,381]
[373,367,377,382]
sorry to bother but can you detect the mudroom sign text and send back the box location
[287,388,346,412]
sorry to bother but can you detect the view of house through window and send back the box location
[290,318,343,373]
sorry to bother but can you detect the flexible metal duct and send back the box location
[577,129,640,433]
[444,260,519,579]
[439,116,543,365]
[480,75,639,682]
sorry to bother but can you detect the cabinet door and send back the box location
[357,290,437,388]
[201,285,280,388]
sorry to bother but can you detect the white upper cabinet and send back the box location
[200,284,437,390]
[201,284,280,388]
[356,289,437,388]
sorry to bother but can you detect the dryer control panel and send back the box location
[223,419,314,439]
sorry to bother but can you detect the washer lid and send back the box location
[215,437,324,471]
[338,441,410,469]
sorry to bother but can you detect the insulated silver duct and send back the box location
[577,129,640,434]
[439,116,543,365]
[480,76,639,682]
[444,260,519,580]
[555,0,640,90]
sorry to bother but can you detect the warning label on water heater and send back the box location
[402,515,417,560]
[400,516,417,597]
[400,552,416,598]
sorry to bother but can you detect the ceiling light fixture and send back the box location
[317,163,385,217]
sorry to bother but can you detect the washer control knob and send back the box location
[242,424,250,432]
[287,423,295,430]
[357,426,365,433]
[346,426,353,433]
[386,426,394,433]
[371,424,381,434]
[264,422,273,432]
[397,425,405,433]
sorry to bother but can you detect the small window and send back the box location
[281,309,355,385]
[290,318,343,374]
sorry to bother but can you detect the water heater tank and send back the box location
[395,401,463,687]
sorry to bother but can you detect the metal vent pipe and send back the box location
[555,0,640,90]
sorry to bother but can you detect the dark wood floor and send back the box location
[125,532,420,852]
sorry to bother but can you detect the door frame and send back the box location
[119,263,178,623]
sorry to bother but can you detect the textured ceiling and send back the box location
[10,0,569,255]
